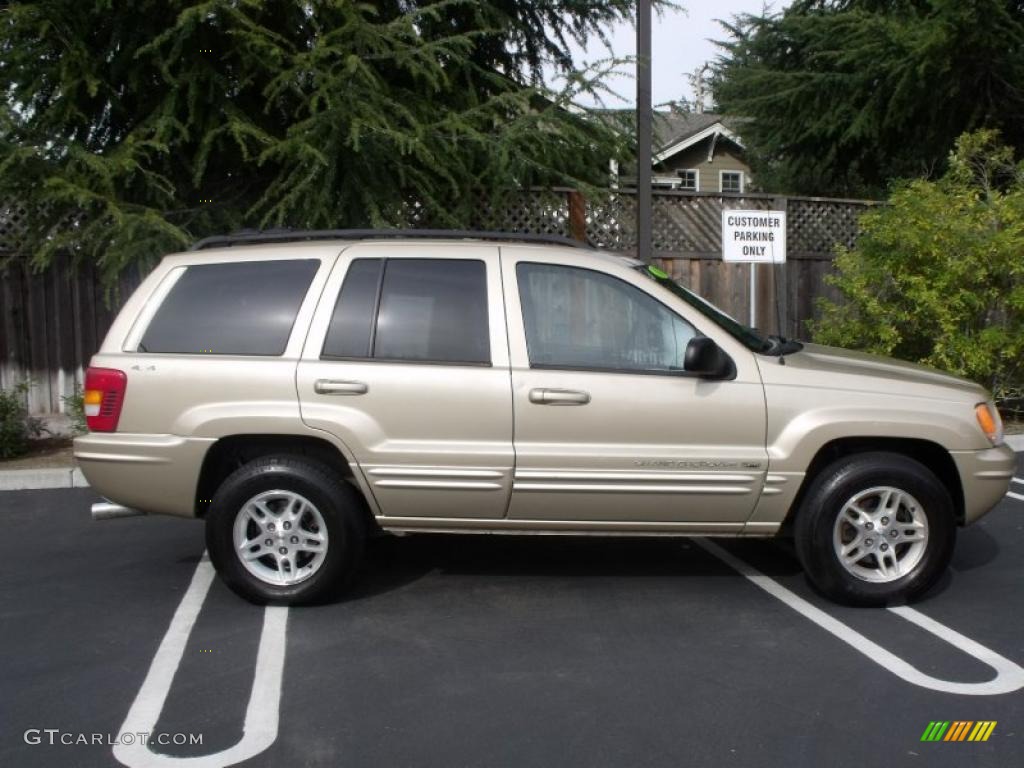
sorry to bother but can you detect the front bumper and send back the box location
[952,443,1017,524]
[74,433,214,518]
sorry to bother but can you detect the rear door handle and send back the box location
[314,379,368,396]
[528,388,591,406]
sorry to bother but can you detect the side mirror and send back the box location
[684,337,733,379]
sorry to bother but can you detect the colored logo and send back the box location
[921,721,996,742]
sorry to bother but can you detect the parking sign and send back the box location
[722,209,787,263]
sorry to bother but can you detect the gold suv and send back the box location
[75,231,1016,606]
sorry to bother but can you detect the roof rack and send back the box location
[189,228,590,251]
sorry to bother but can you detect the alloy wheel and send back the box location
[232,490,329,586]
[832,486,929,583]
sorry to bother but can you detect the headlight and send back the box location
[975,402,1004,446]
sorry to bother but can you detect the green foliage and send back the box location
[811,130,1024,400]
[0,382,43,459]
[712,1,1024,196]
[0,1,636,281]
[61,386,87,436]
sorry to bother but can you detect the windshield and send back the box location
[634,264,779,354]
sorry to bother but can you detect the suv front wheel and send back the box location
[206,455,366,605]
[794,452,956,606]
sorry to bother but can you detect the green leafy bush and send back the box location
[812,131,1024,404]
[62,386,87,436]
[0,382,43,459]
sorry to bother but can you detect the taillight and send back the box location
[83,367,127,432]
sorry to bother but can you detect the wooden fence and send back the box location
[0,190,875,416]
[0,256,147,417]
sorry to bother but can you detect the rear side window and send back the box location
[322,258,490,365]
[139,260,319,355]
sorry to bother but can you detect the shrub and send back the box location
[0,382,43,459]
[812,130,1024,404]
[62,386,87,436]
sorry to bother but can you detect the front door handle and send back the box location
[528,388,591,406]
[314,379,368,396]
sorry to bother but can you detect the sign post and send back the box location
[721,209,787,328]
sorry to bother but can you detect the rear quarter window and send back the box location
[139,259,319,355]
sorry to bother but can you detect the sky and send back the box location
[553,0,781,109]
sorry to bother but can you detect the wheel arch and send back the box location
[780,437,965,535]
[194,434,377,526]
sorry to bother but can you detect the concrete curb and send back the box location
[0,467,89,491]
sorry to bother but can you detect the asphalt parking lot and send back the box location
[2,456,1023,768]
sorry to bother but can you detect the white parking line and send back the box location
[113,555,288,768]
[696,539,1024,696]
[1007,491,1024,502]
[1012,477,1024,485]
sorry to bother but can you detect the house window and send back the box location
[677,169,698,191]
[720,171,744,194]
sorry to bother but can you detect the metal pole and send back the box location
[750,264,757,328]
[636,0,652,262]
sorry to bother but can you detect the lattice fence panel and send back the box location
[586,192,634,250]
[652,195,707,251]
[0,192,872,257]
[788,198,872,253]
[0,201,31,253]
[396,190,570,236]
[470,190,570,235]
[650,195,777,253]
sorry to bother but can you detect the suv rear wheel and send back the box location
[206,455,365,605]
[794,452,956,606]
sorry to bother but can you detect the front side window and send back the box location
[637,264,771,353]
[516,263,696,373]
[323,258,490,364]
[139,259,319,355]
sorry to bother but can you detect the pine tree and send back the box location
[712,0,1024,196]
[0,1,634,279]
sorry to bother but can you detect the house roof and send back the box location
[651,112,745,164]
[593,109,747,164]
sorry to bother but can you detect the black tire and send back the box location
[794,452,956,606]
[206,455,366,605]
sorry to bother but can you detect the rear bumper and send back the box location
[952,444,1017,524]
[74,433,214,518]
